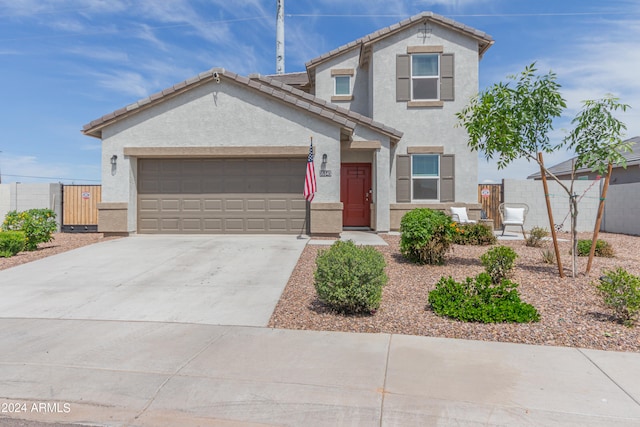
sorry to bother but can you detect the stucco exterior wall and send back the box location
[314,49,369,117]
[371,23,480,204]
[0,183,62,230]
[100,78,392,232]
[503,179,599,232]
[602,182,640,236]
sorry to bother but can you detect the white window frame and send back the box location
[411,53,440,101]
[333,75,351,96]
[411,154,440,201]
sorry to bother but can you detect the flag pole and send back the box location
[300,136,315,238]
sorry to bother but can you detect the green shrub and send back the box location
[526,227,548,248]
[0,231,26,257]
[577,239,614,258]
[596,268,640,327]
[452,223,497,246]
[314,240,388,314]
[428,273,539,323]
[400,208,456,265]
[480,246,518,284]
[2,209,57,251]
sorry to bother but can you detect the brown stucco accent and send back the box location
[123,146,310,158]
[407,45,444,53]
[331,68,355,76]
[350,140,382,150]
[407,101,444,108]
[390,203,482,230]
[331,95,353,102]
[97,202,128,234]
[407,146,444,154]
[310,202,343,235]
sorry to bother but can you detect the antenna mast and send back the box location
[276,0,285,74]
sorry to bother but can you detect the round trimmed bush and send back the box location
[400,208,455,265]
[314,240,388,314]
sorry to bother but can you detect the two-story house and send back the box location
[82,11,493,235]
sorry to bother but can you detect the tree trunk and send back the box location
[538,152,564,278]
[587,164,613,273]
[570,195,578,278]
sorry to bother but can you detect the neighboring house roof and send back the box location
[265,71,310,90]
[527,137,640,179]
[82,68,402,142]
[305,10,494,72]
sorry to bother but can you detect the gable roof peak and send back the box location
[305,11,494,71]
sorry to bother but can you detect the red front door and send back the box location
[341,163,372,227]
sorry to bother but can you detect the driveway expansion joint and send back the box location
[577,348,640,407]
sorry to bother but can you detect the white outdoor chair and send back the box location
[450,206,477,224]
[499,203,528,236]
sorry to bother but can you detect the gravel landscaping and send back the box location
[3,231,638,352]
[269,232,640,352]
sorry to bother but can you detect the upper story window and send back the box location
[411,54,439,101]
[334,75,351,96]
[396,47,454,106]
[331,68,355,102]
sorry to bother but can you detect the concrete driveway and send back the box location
[0,235,307,326]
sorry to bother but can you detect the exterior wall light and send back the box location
[322,154,328,165]
[110,155,118,166]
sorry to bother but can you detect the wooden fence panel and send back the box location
[478,184,502,230]
[62,185,101,231]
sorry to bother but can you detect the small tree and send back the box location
[564,96,631,273]
[457,64,631,278]
[456,63,567,276]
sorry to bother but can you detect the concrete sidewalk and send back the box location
[1,319,639,427]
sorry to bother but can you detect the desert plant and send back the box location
[596,268,640,327]
[428,272,539,323]
[577,239,614,258]
[541,249,556,264]
[0,231,26,257]
[2,209,57,251]
[400,208,456,265]
[314,240,388,314]
[480,245,518,284]
[452,223,497,246]
[526,226,548,248]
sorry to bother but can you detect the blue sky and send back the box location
[1,0,639,184]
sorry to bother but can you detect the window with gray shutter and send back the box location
[397,52,455,103]
[396,154,455,202]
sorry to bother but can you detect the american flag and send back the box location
[303,138,317,202]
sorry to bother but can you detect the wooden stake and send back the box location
[538,152,564,278]
[586,163,613,273]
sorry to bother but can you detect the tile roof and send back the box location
[82,68,402,142]
[305,11,494,71]
[265,71,310,88]
[249,73,403,140]
[527,137,640,179]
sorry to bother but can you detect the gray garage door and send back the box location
[138,158,307,234]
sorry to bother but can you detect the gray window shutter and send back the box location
[440,154,455,202]
[396,54,411,102]
[396,155,411,202]
[440,53,454,101]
